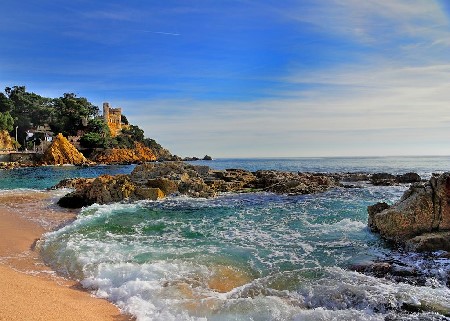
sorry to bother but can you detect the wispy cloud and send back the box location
[282,0,449,46]
[144,31,181,36]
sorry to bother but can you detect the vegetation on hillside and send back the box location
[0,86,164,153]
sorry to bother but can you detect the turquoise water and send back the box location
[2,157,450,320]
[0,164,135,190]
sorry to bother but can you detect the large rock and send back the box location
[42,133,88,165]
[57,174,165,208]
[368,172,450,251]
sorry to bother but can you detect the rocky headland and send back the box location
[55,161,338,208]
[368,172,450,252]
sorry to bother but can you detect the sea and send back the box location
[1,156,450,321]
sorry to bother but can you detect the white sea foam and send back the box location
[298,267,450,315]
[37,190,450,320]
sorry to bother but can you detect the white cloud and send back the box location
[124,62,450,157]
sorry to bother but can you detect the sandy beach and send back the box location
[0,191,132,321]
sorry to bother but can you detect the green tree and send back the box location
[86,118,109,135]
[79,132,105,148]
[6,86,54,126]
[51,93,99,136]
[121,114,129,125]
[0,111,14,132]
[4,86,54,145]
[79,118,111,149]
[0,93,13,113]
[121,125,144,142]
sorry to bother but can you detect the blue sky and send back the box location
[1,0,450,157]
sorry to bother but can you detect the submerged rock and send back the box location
[368,172,450,251]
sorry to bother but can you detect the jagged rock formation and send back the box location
[0,130,15,150]
[368,172,450,251]
[42,133,88,165]
[91,142,157,164]
[56,162,338,208]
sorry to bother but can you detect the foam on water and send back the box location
[36,183,450,320]
[27,156,450,320]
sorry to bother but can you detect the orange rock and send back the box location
[0,130,16,150]
[93,142,157,163]
[42,133,87,165]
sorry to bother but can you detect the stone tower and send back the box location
[103,102,110,124]
[103,102,122,137]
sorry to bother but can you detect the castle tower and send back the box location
[103,102,122,137]
[103,102,110,124]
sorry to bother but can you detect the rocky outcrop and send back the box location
[254,170,336,194]
[56,174,165,208]
[370,172,422,186]
[56,162,338,208]
[368,172,450,251]
[0,130,15,150]
[42,133,88,165]
[91,142,157,164]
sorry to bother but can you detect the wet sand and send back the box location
[0,190,132,321]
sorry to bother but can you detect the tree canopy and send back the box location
[1,85,164,154]
[0,111,14,132]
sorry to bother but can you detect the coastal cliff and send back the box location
[56,161,338,208]
[368,172,450,251]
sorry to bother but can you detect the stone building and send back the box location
[103,102,122,137]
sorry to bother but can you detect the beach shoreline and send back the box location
[0,190,133,321]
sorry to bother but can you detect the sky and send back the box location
[1,0,450,158]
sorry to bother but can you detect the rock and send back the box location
[397,172,421,184]
[369,172,422,186]
[338,172,371,182]
[203,155,213,160]
[367,202,390,232]
[350,262,392,277]
[86,175,136,204]
[50,177,94,190]
[254,170,337,194]
[91,142,157,164]
[370,173,397,186]
[368,172,450,251]
[406,231,450,252]
[134,187,165,200]
[56,162,340,208]
[57,191,92,208]
[146,178,178,195]
[42,133,88,165]
[0,130,16,150]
